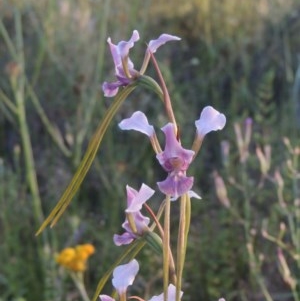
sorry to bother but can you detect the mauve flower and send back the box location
[112,259,139,295]
[119,106,226,199]
[113,184,155,246]
[195,106,226,138]
[102,30,140,97]
[156,123,195,199]
[148,284,183,301]
[99,260,139,301]
[103,30,180,97]
[118,112,199,199]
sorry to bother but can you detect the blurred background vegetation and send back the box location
[1,0,300,300]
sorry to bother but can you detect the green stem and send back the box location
[11,9,54,300]
[176,194,189,301]
[163,195,171,301]
[149,52,177,131]
[70,272,90,301]
[13,8,44,227]
[241,163,273,301]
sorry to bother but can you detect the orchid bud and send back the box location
[220,140,230,168]
[256,145,271,175]
[213,171,230,208]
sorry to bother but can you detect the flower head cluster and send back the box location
[102,30,180,97]
[56,243,95,272]
[119,106,226,199]
[101,29,227,301]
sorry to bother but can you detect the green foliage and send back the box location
[0,161,43,300]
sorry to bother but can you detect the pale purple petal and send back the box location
[113,232,135,246]
[112,259,139,294]
[170,190,201,201]
[117,30,140,59]
[148,284,183,301]
[107,30,140,67]
[102,81,123,97]
[99,295,115,301]
[107,37,121,68]
[188,190,201,199]
[119,111,155,137]
[122,211,150,234]
[148,34,181,53]
[133,211,150,232]
[126,185,138,207]
[156,123,194,171]
[126,183,155,212]
[195,106,226,137]
[157,174,194,199]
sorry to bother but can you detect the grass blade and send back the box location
[36,84,137,235]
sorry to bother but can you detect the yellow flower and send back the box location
[56,248,76,265]
[56,244,95,272]
[75,244,95,261]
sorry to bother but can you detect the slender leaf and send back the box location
[36,84,137,235]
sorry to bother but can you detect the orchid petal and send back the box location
[170,190,201,201]
[157,175,194,199]
[118,30,140,60]
[112,259,139,294]
[188,190,201,199]
[113,232,135,246]
[119,111,155,137]
[102,81,123,97]
[156,123,194,171]
[107,30,140,67]
[99,295,115,301]
[195,106,226,137]
[126,183,155,212]
[121,210,150,236]
[148,34,181,53]
[148,284,183,301]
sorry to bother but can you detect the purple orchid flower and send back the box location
[102,30,139,97]
[148,284,183,301]
[118,112,197,199]
[102,30,180,97]
[156,123,195,199]
[99,259,139,301]
[113,184,155,246]
[118,106,226,199]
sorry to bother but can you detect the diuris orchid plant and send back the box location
[36,30,226,301]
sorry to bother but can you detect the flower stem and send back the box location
[176,194,189,301]
[163,195,171,301]
[70,272,90,301]
[144,203,176,284]
[149,51,177,131]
